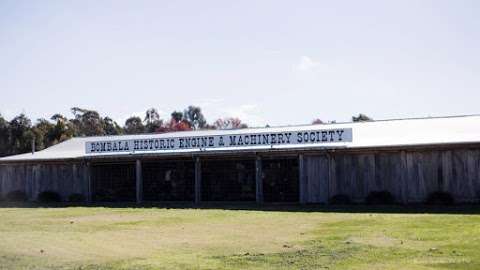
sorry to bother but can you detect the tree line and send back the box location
[0,105,371,157]
[0,105,249,157]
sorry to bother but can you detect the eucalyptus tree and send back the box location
[32,118,55,150]
[171,111,183,123]
[352,113,373,122]
[70,107,105,136]
[124,116,145,134]
[183,105,206,130]
[144,108,163,133]
[103,117,123,135]
[9,114,34,154]
[0,114,10,156]
[214,117,248,130]
[51,114,74,143]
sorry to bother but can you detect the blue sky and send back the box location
[0,0,479,127]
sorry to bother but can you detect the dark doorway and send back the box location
[263,158,299,202]
[142,160,195,201]
[92,163,136,202]
[202,159,256,201]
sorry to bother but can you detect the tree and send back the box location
[70,107,105,136]
[0,114,10,156]
[70,107,85,117]
[203,123,217,130]
[352,113,373,122]
[183,106,206,130]
[80,110,105,136]
[153,110,190,133]
[9,114,34,154]
[51,114,67,122]
[214,117,248,130]
[144,108,163,133]
[103,117,123,135]
[168,119,192,132]
[144,108,160,125]
[124,116,145,134]
[146,119,163,133]
[171,111,183,123]
[312,119,324,124]
[32,118,55,150]
[50,114,74,143]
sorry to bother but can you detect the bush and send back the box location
[329,194,352,205]
[37,191,62,203]
[366,190,395,205]
[426,191,454,205]
[6,190,28,202]
[68,193,86,203]
[94,189,116,202]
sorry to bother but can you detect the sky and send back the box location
[0,0,479,127]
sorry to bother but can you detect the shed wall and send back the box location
[0,162,88,201]
[304,148,480,203]
[0,146,479,204]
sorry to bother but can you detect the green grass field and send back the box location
[0,204,479,270]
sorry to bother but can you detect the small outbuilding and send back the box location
[1,115,480,204]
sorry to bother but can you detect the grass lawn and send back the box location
[0,204,479,270]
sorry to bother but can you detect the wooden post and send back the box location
[441,151,452,193]
[299,154,307,204]
[195,157,201,204]
[400,151,408,203]
[136,159,143,204]
[327,152,336,205]
[255,156,263,204]
[86,162,92,203]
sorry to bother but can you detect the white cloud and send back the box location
[296,56,321,71]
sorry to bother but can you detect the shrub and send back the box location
[37,191,62,203]
[68,193,86,203]
[6,190,28,202]
[366,190,395,205]
[329,194,352,205]
[94,189,116,202]
[426,191,454,205]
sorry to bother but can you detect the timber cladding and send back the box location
[302,148,480,203]
[0,146,479,204]
[0,162,88,201]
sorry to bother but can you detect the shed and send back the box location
[1,114,480,204]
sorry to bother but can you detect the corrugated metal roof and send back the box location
[1,114,480,162]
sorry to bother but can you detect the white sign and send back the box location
[85,128,352,154]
